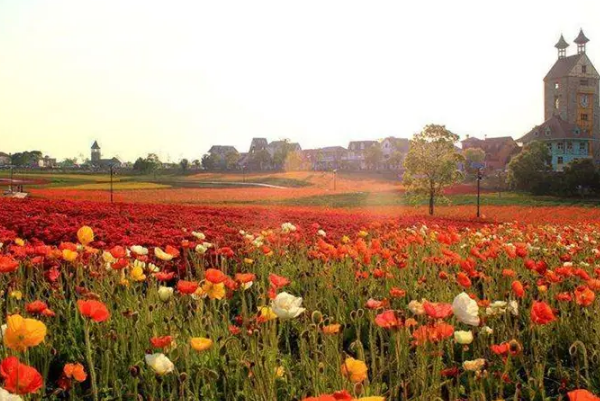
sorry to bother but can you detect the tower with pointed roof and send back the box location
[91,141,101,164]
[519,30,600,170]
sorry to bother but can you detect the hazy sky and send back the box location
[0,0,598,162]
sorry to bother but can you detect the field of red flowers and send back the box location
[2,197,600,400]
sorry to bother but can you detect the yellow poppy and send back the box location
[201,281,225,300]
[9,290,22,300]
[341,357,368,383]
[259,306,278,322]
[190,337,213,352]
[130,266,146,282]
[4,314,47,352]
[15,238,24,246]
[62,249,78,262]
[77,226,94,246]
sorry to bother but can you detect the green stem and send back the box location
[83,321,99,401]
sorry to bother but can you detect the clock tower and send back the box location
[543,29,600,161]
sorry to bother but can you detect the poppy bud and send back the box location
[179,372,188,382]
[353,383,364,396]
[129,365,140,377]
[311,311,323,324]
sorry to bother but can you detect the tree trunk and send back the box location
[429,192,434,215]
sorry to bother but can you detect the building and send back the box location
[461,136,520,171]
[381,137,409,170]
[91,141,123,169]
[344,141,378,170]
[0,152,10,166]
[518,30,600,171]
[207,145,239,169]
[38,155,57,168]
[309,146,347,170]
[266,140,301,158]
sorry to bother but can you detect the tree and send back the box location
[388,151,404,170]
[192,159,201,169]
[252,149,272,170]
[59,158,78,168]
[562,158,600,197]
[201,154,217,170]
[225,151,240,170]
[507,141,551,194]
[463,148,486,174]
[403,124,465,215]
[11,151,42,167]
[365,145,383,170]
[180,158,189,171]
[283,150,304,171]
[272,139,294,169]
[133,154,162,174]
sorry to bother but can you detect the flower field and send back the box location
[1,199,600,400]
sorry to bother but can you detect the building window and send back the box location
[582,65,587,73]
[557,156,564,164]
[545,128,551,136]
[582,114,589,121]
[574,128,580,136]
[555,82,560,89]
[580,79,589,86]
[567,142,573,151]
[557,142,564,151]
[555,97,560,109]
[534,131,539,137]
[546,143,552,152]
[580,142,586,152]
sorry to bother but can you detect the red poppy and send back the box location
[530,301,556,325]
[235,273,256,283]
[155,271,175,281]
[205,268,227,284]
[456,272,472,288]
[332,390,353,400]
[568,389,600,401]
[77,300,110,322]
[424,302,453,319]
[575,286,595,307]
[109,246,127,259]
[512,280,525,298]
[150,335,173,349]
[165,245,180,258]
[389,287,406,298]
[0,356,43,394]
[176,280,199,294]
[111,258,129,270]
[0,255,19,273]
[556,292,573,302]
[25,300,48,315]
[269,273,290,288]
[374,310,401,329]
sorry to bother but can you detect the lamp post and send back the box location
[333,169,337,191]
[242,165,246,183]
[476,168,483,218]
[109,164,114,203]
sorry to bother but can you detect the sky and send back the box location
[0,0,599,162]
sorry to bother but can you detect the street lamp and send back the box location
[476,168,483,218]
[333,169,337,191]
[109,164,115,203]
[242,165,246,183]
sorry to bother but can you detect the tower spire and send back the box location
[555,34,569,59]
[574,29,590,54]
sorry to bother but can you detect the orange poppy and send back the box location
[150,335,173,349]
[205,268,227,284]
[575,287,595,307]
[63,362,87,382]
[374,310,401,329]
[176,280,199,294]
[77,300,110,322]
[0,255,19,273]
[512,280,525,298]
[568,389,600,401]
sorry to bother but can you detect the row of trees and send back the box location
[507,141,600,197]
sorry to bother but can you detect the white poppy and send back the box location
[452,292,480,326]
[271,292,306,320]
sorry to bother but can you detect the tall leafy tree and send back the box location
[179,158,189,171]
[507,141,551,194]
[225,151,240,170]
[365,145,383,170]
[403,124,464,215]
[463,147,486,174]
[562,158,600,197]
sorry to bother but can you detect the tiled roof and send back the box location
[209,145,238,154]
[91,141,100,149]
[544,54,583,81]
[574,29,590,44]
[518,115,583,142]
[555,34,569,49]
